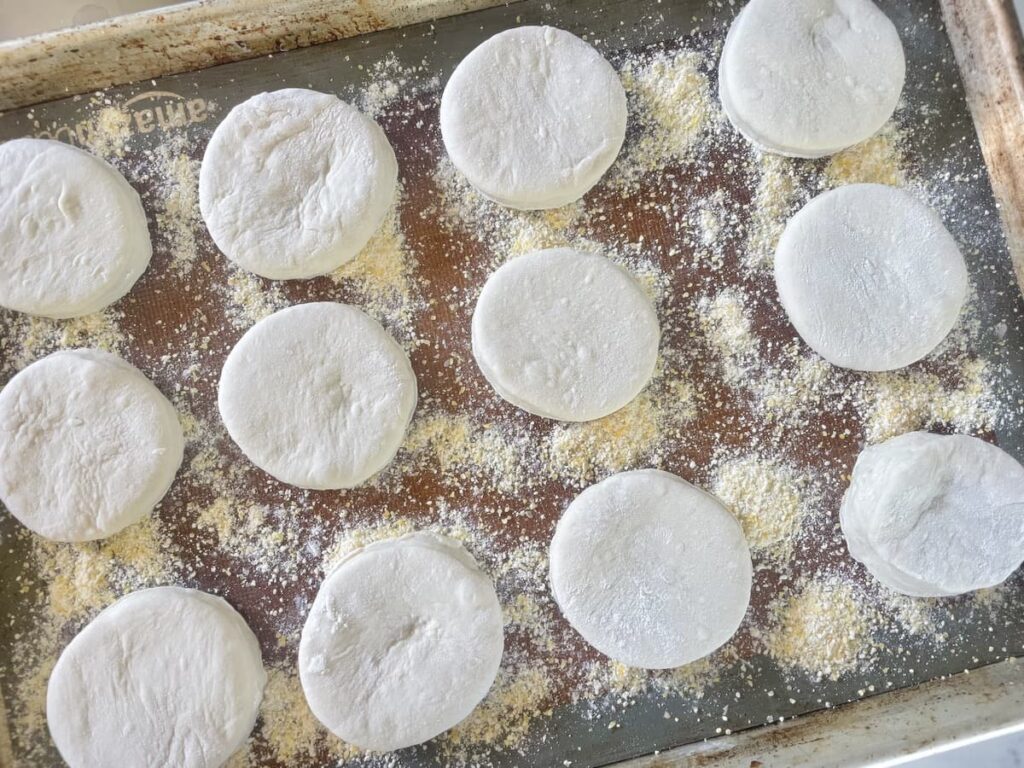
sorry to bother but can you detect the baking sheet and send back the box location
[1,0,1024,766]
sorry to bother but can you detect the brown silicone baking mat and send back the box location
[2,0,1024,766]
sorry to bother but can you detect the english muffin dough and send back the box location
[0,349,183,542]
[200,89,398,279]
[0,138,152,318]
[441,26,627,209]
[47,587,265,768]
[218,302,416,489]
[550,469,753,669]
[719,0,905,157]
[299,532,504,751]
[775,184,967,371]
[840,432,1024,597]
[471,248,659,421]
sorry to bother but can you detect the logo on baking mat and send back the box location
[33,91,214,145]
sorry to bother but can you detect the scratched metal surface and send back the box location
[1,1,1023,766]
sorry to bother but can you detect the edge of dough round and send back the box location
[298,531,504,751]
[549,469,753,669]
[0,138,152,318]
[718,0,905,158]
[0,348,184,542]
[199,89,398,280]
[218,302,417,489]
[774,183,968,372]
[470,248,660,422]
[440,26,627,210]
[46,586,266,768]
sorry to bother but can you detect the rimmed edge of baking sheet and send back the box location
[939,0,1024,290]
[0,0,511,112]
[618,658,1024,768]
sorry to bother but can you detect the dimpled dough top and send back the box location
[774,184,968,372]
[0,138,152,318]
[0,349,184,542]
[47,587,266,768]
[471,248,660,422]
[840,432,1024,597]
[199,89,398,280]
[549,469,753,669]
[299,532,504,751]
[440,26,628,210]
[719,0,905,158]
[218,302,417,489]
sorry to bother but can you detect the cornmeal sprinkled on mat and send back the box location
[711,455,811,560]
[1,20,1022,768]
[760,579,879,682]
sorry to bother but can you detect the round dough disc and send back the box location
[0,138,152,318]
[0,349,184,542]
[774,184,967,372]
[48,587,264,768]
[218,302,417,489]
[471,248,659,422]
[440,26,627,210]
[199,89,398,280]
[549,469,753,669]
[840,432,1024,597]
[719,0,905,157]
[299,532,504,751]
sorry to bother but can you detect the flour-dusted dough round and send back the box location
[775,184,967,372]
[47,587,265,768]
[549,469,753,669]
[0,349,183,542]
[440,26,627,210]
[0,138,152,318]
[299,531,504,751]
[199,89,398,280]
[471,248,659,422]
[218,302,416,489]
[840,432,1024,597]
[719,0,905,158]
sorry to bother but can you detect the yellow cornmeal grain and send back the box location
[256,667,322,763]
[8,518,173,763]
[38,517,172,620]
[503,203,587,258]
[9,644,57,763]
[744,153,803,271]
[83,105,132,158]
[883,593,940,638]
[444,667,553,752]
[586,653,726,704]
[253,666,361,765]
[0,309,127,375]
[400,412,527,493]
[153,143,203,277]
[755,347,835,425]
[193,496,298,576]
[432,157,587,261]
[824,124,906,188]
[225,269,286,329]
[547,394,660,483]
[502,594,554,650]
[697,289,757,383]
[331,196,420,338]
[321,516,419,574]
[861,359,995,443]
[762,579,878,681]
[712,455,809,559]
[616,50,715,184]
[546,379,696,484]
